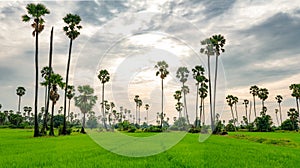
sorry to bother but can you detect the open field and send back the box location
[0,129,300,168]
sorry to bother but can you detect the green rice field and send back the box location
[0,129,300,168]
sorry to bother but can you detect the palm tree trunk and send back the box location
[235,103,238,126]
[296,98,299,118]
[147,110,148,125]
[68,99,71,122]
[207,55,214,131]
[161,79,163,128]
[202,99,205,126]
[41,27,53,135]
[253,96,256,118]
[199,96,203,127]
[102,83,107,130]
[230,106,235,126]
[49,101,55,136]
[18,96,21,113]
[63,38,73,135]
[279,103,282,125]
[213,55,219,130]
[34,19,40,137]
[249,101,252,123]
[183,84,190,125]
[195,83,199,127]
[275,112,279,126]
[135,104,137,124]
[262,100,264,111]
[81,112,86,133]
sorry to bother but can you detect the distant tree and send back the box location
[181,85,190,124]
[155,60,169,128]
[275,109,280,126]
[233,96,239,126]
[137,99,143,125]
[74,85,97,133]
[275,95,283,125]
[250,85,259,118]
[134,95,140,124]
[145,104,150,125]
[66,85,75,122]
[242,99,249,125]
[176,67,190,124]
[173,90,182,118]
[226,95,236,127]
[289,84,300,119]
[48,73,65,136]
[87,115,98,129]
[258,88,269,110]
[16,86,26,113]
[192,65,207,127]
[254,107,272,132]
[22,3,50,137]
[98,69,110,131]
[287,108,299,130]
[62,13,82,135]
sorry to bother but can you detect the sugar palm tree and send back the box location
[16,86,26,113]
[176,67,190,124]
[226,95,236,127]
[173,90,182,118]
[250,85,259,118]
[242,99,249,125]
[22,3,50,137]
[137,99,143,125]
[74,85,97,133]
[199,82,208,126]
[258,88,269,111]
[181,85,190,124]
[145,104,150,125]
[48,73,65,136]
[62,13,82,135]
[200,38,214,130]
[275,95,283,125]
[233,96,239,126]
[98,69,110,130]
[289,84,300,118]
[287,108,299,130]
[66,85,75,122]
[210,34,226,128]
[192,65,206,127]
[155,60,169,128]
[41,66,51,108]
[134,95,140,124]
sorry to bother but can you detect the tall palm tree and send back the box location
[226,95,236,127]
[134,95,140,124]
[41,27,54,135]
[41,66,51,108]
[62,13,82,135]
[66,85,75,122]
[287,108,299,130]
[192,65,206,127]
[16,87,26,113]
[48,73,65,136]
[137,99,143,125]
[181,85,190,124]
[258,88,269,111]
[200,38,214,130]
[275,95,283,125]
[233,96,239,126]
[275,109,280,126]
[176,67,190,124]
[74,85,97,133]
[173,90,182,118]
[145,104,150,125]
[289,84,300,119]
[243,99,249,125]
[250,85,259,118]
[98,69,110,130]
[22,3,50,137]
[155,60,169,128]
[199,82,208,126]
[210,34,226,129]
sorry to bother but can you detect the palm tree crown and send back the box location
[63,13,82,40]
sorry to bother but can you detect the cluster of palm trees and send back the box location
[22,3,82,136]
[225,84,300,130]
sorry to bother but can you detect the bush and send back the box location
[143,126,162,132]
[281,119,299,131]
[58,125,72,135]
[225,123,236,132]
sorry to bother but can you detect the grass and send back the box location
[0,129,300,167]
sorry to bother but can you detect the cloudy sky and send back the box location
[0,0,299,125]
